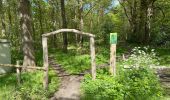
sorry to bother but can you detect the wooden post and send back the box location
[16,61,21,85]
[90,37,96,80]
[42,37,49,89]
[110,33,117,76]
[122,54,125,61]
[110,44,116,76]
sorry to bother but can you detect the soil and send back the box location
[49,56,84,100]
[157,67,170,95]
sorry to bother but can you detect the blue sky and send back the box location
[112,0,119,7]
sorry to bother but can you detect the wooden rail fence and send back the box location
[0,62,48,89]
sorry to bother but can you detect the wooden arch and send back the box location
[42,29,96,89]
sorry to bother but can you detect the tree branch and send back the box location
[118,0,132,24]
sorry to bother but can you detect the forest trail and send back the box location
[157,67,170,95]
[49,55,84,100]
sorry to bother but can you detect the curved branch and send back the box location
[83,0,101,18]
[154,6,165,20]
[83,3,97,18]
[118,0,132,24]
[42,29,95,37]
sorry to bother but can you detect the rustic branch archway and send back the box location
[42,29,96,89]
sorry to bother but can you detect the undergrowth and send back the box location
[81,66,163,100]
[50,48,110,74]
[0,70,59,100]
[81,47,163,100]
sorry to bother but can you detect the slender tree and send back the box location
[7,0,12,39]
[60,0,68,52]
[0,0,6,38]
[37,1,44,36]
[48,0,57,47]
[78,0,84,47]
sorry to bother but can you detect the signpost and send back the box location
[110,33,117,76]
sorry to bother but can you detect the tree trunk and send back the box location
[7,0,12,39]
[37,1,44,36]
[60,0,68,52]
[119,0,154,44]
[19,0,35,70]
[74,8,78,45]
[13,1,20,47]
[89,3,93,33]
[49,0,57,48]
[145,0,154,44]
[32,21,36,44]
[78,0,84,47]
[0,0,6,38]
[139,0,154,44]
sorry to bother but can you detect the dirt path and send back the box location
[157,67,170,95]
[49,56,84,100]
[51,75,83,100]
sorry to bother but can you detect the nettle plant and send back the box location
[123,47,159,68]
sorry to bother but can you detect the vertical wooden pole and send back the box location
[110,44,116,76]
[16,61,21,85]
[122,54,125,61]
[42,37,49,89]
[90,37,96,80]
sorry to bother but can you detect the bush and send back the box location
[81,69,124,100]
[119,67,163,100]
[81,67,162,100]
[119,47,163,100]
[81,47,163,100]
[123,47,159,68]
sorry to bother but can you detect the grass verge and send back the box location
[0,70,59,100]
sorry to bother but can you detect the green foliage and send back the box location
[119,67,163,100]
[0,70,59,100]
[81,47,163,100]
[35,50,43,66]
[100,15,115,44]
[81,67,163,100]
[156,48,170,66]
[151,0,170,46]
[81,70,124,100]
[50,45,132,75]
[123,47,159,68]
[11,48,43,66]
[51,46,112,74]
[119,47,163,99]
[11,47,23,64]
[52,49,91,74]
[96,47,110,65]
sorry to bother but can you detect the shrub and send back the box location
[81,47,163,100]
[123,47,159,68]
[119,47,163,100]
[119,67,163,100]
[81,67,162,100]
[81,69,124,100]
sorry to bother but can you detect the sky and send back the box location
[112,0,119,7]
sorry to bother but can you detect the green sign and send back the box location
[110,33,117,44]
